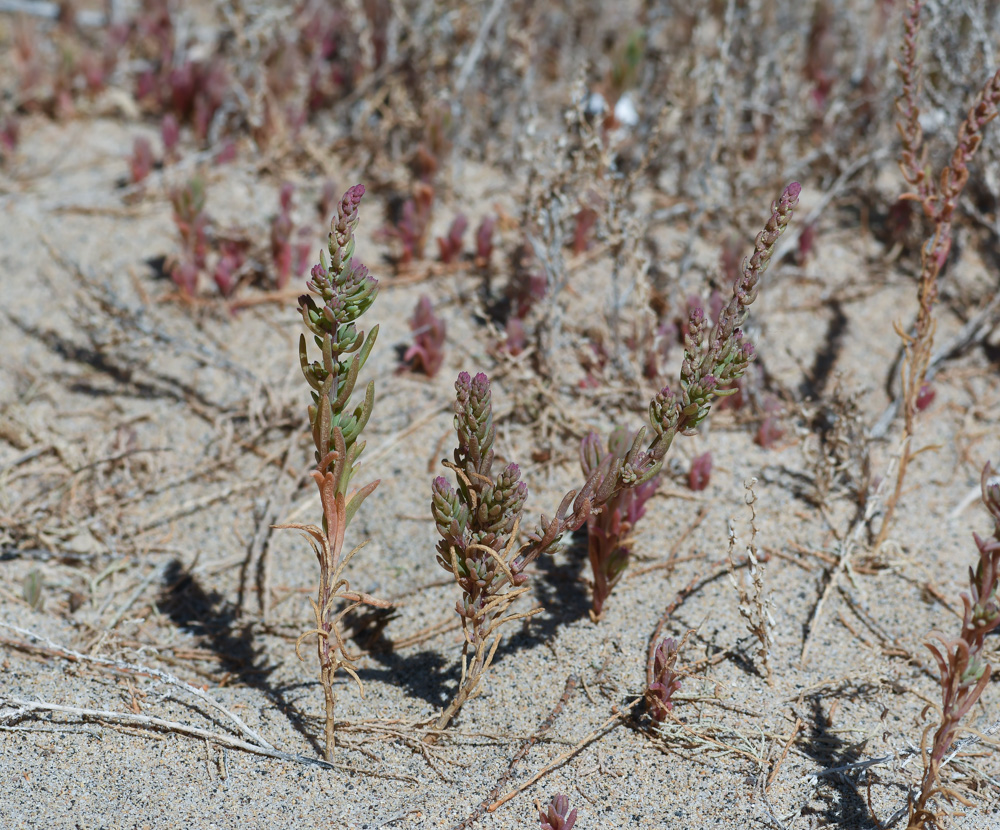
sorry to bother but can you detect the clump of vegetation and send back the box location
[431,182,799,729]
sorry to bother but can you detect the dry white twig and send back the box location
[0,694,414,780]
[0,621,271,749]
[727,478,775,684]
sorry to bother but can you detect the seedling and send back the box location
[402,296,446,377]
[270,183,313,289]
[539,794,577,830]
[128,137,155,184]
[277,185,389,761]
[688,451,712,491]
[646,636,683,720]
[437,214,467,263]
[169,177,210,297]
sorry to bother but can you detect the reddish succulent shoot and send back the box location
[578,340,609,389]
[688,452,712,491]
[581,428,661,619]
[708,290,725,332]
[887,198,916,246]
[756,416,783,449]
[539,794,577,830]
[318,179,338,221]
[128,137,155,184]
[503,317,527,356]
[0,116,19,158]
[641,321,676,381]
[475,216,496,268]
[505,251,548,320]
[136,70,158,104]
[161,114,180,162]
[647,637,683,721]
[719,236,742,284]
[915,383,935,411]
[386,183,434,264]
[412,103,451,182]
[715,377,747,412]
[753,394,785,449]
[272,183,310,289]
[171,260,199,297]
[213,240,246,298]
[153,58,229,144]
[797,223,817,264]
[402,295,446,377]
[294,228,313,280]
[169,177,210,297]
[13,21,43,102]
[214,140,237,165]
[79,52,105,97]
[437,213,468,263]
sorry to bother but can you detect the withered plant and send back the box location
[277,184,389,762]
[726,478,775,685]
[878,0,1000,547]
[907,463,1000,829]
[431,183,800,732]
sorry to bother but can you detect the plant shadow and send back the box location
[353,528,592,711]
[794,690,882,827]
[497,525,593,655]
[356,647,461,710]
[158,559,324,757]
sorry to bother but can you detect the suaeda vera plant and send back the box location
[907,463,1000,829]
[432,183,800,731]
[276,184,389,762]
[587,182,799,619]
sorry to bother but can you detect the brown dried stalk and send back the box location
[878,0,1000,547]
[727,478,775,685]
